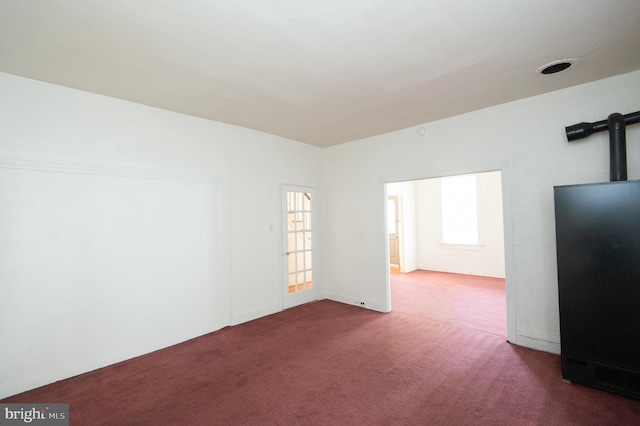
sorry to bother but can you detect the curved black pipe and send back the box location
[566,111,640,142]
[565,110,640,181]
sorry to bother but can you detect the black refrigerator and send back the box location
[554,180,640,399]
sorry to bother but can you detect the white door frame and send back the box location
[387,195,400,267]
[382,162,516,344]
[282,184,318,309]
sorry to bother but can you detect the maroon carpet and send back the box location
[3,270,640,425]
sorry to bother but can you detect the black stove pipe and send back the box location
[608,113,627,181]
[565,110,640,181]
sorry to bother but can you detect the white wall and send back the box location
[415,171,505,278]
[0,72,322,398]
[323,70,640,353]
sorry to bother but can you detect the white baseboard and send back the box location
[513,334,561,354]
[229,304,282,326]
[326,292,388,313]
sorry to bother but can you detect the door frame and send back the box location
[382,162,516,344]
[282,184,318,309]
[387,195,401,268]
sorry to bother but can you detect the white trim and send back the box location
[0,154,219,184]
[326,292,387,313]
[515,334,561,355]
[499,165,518,347]
[230,303,282,326]
[381,161,517,345]
[438,243,485,250]
[281,184,318,310]
[216,176,231,328]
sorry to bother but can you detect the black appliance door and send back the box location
[554,181,640,376]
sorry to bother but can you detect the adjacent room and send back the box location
[387,171,507,337]
[1,1,640,424]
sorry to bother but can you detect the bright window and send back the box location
[441,175,479,245]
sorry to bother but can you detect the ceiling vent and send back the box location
[537,59,576,75]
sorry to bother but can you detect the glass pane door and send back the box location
[283,186,316,308]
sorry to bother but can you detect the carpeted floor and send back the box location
[3,270,640,425]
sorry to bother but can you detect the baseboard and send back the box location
[326,292,388,313]
[229,304,282,326]
[514,334,561,354]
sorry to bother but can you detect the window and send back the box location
[441,175,479,245]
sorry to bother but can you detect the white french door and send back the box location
[282,185,317,309]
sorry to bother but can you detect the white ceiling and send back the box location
[1,1,639,147]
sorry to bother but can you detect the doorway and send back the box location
[282,185,318,309]
[385,170,509,337]
[387,196,400,268]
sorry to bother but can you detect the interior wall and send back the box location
[0,72,322,399]
[222,123,323,325]
[0,158,229,397]
[415,171,505,278]
[323,70,640,353]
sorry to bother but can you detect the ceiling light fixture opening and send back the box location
[537,59,576,75]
